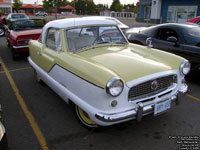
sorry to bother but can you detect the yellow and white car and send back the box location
[28,17,190,128]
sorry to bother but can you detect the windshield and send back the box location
[11,14,28,19]
[11,19,45,30]
[66,25,127,52]
[182,27,200,46]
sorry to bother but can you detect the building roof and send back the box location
[41,17,117,43]
[12,4,74,9]
[60,5,74,9]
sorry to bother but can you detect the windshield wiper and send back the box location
[115,41,127,44]
[96,41,110,44]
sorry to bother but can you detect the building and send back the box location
[139,0,200,23]
[100,10,135,18]
[0,0,12,14]
[12,4,74,15]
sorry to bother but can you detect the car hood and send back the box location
[77,44,184,83]
[11,29,42,40]
[118,24,129,30]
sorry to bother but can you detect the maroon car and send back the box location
[6,19,45,60]
[185,16,200,25]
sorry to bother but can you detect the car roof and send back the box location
[44,17,117,29]
[143,23,199,30]
[41,17,118,43]
[9,13,27,15]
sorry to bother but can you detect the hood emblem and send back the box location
[151,80,159,90]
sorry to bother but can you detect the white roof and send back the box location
[44,17,117,29]
[41,17,117,43]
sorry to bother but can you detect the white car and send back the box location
[35,11,48,17]
[28,17,189,129]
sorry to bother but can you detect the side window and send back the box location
[46,28,61,51]
[196,20,200,25]
[156,28,178,41]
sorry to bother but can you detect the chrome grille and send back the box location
[128,75,177,101]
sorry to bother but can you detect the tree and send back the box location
[42,0,67,19]
[133,5,139,14]
[110,0,123,12]
[43,0,53,13]
[86,0,96,14]
[123,4,135,12]
[13,0,23,13]
[74,0,96,15]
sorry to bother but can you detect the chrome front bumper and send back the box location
[95,84,188,123]
[13,45,29,49]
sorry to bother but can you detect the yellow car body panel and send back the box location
[29,33,184,88]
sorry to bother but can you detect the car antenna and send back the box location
[73,1,76,27]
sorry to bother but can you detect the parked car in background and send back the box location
[185,16,200,25]
[83,16,129,30]
[35,11,48,17]
[6,19,46,60]
[0,22,5,37]
[125,23,200,70]
[0,15,3,23]
[28,17,189,129]
[6,13,29,24]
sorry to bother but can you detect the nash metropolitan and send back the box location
[28,17,190,128]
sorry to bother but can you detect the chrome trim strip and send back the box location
[13,45,29,49]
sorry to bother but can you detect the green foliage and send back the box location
[123,3,135,12]
[42,0,68,13]
[110,0,123,12]
[133,6,139,14]
[42,0,52,13]
[13,0,23,12]
[73,0,96,15]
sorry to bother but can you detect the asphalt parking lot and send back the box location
[0,29,200,150]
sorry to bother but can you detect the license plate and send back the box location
[154,99,171,115]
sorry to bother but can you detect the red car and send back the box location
[185,16,200,25]
[6,19,45,60]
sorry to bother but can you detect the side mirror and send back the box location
[146,37,153,48]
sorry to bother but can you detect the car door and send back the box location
[150,28,185,56]
[39,28,61,72]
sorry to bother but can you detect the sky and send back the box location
[93,0,138,6]
[22,0,139,6]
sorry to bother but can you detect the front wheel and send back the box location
[34,69,43,84]
[0,27,5,37]
[75,105,98,129]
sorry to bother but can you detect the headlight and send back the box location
[106,77,124,97]
[0,121,5,141]
[17,39,31,46]
[180,60,191,76]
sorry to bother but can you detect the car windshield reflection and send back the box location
[182,27,200,46]
[11,19,45,30]
[66,25,127,52]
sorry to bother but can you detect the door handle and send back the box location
[37,52,41,56]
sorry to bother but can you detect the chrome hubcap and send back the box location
[0,28,4,36]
